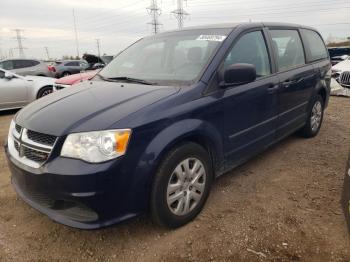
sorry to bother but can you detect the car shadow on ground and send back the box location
[0,109,20,117]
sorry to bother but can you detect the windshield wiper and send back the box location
[98,74,156,85]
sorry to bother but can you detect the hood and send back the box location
[24,75,55,82]
[55,71,97,85]
[15,81,180,136]
[332,59,350,72]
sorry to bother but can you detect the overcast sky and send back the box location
[0,0,349,59]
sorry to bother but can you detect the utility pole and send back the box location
[95,39,101,57]
[13,29,26,58]
[9,48,14,58]
[171,0,189,29]
[44,46,50,60]
[147,0,162,34]
[72,9,80,58]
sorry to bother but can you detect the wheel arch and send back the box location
[36,85,53,99]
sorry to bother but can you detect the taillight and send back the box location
[48,66,56,72]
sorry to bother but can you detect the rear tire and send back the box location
[62,72,71,77]
[150,142,213,228]
[298,94,324,138]
[37,86,53,98]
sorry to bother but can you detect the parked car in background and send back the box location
[0,69,56,111]
[0,58,55,77]
[5,22,330,229]
[52,60,89,78]
[328,47,350,65]
[54,70,98,90]
[332,57,350,87]
[82,54,114,70]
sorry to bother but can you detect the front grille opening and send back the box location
[23,146,49,163]
[340,72,350,86]
[14,140,20,152]
[27,130,57,146]
[15,124,22,134]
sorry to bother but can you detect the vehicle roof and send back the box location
[0,58,41,62]
[159,22,318,34]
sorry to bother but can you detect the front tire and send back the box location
[150,142,213,228]
[37,86,53,98]
[298,94,324,138]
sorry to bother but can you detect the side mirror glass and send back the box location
[4,72,14,80]
[220,63,256,87]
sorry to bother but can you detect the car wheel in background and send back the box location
[150,142,213,228]
[37,86,53,98]
[62,72,71,77]
[298,94,324,138]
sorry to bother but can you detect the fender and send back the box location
[138,118,224,175]
[124,118,224,212]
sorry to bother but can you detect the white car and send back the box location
[0,69,56,111]
[332,57,350,86]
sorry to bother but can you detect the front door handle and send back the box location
[282,77,304,88]
[267,84,279,94]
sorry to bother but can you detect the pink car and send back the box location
[54,70,98,90]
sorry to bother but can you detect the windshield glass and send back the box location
[98,28,231,85]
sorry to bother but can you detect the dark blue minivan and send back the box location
[5,22,331,229]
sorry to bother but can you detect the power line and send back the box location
[171,0,189,29]
[147,0,162,34]
[12,29,26,58]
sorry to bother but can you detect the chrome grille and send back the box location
[8,122,57,168]
[340,71,350,87]
[22,146,49,163]
[27,130,56,146]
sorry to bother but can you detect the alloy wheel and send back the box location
[166,158,206,216]
[311,101,322,132]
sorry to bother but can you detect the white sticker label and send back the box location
[196,35,227,42]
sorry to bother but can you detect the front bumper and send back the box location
[5,144,140,229]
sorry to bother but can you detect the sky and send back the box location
[0,0,349,60]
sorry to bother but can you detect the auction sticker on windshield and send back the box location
[196,35,227,42]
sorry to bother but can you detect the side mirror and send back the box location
[220,63,256,87]
[4,72,14,80]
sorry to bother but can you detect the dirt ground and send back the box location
[0,97,349,262]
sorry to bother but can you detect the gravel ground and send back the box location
[0,96,349,261]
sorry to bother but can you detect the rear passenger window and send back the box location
[1,60,14,70]
[270,30,305,71]
[65,61,79,66]
[301,29,328,62]
[30,60,40,66]
[224,31,271,77]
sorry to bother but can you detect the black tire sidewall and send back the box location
[151,143,213,228]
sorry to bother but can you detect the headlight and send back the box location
[61,129,131,163]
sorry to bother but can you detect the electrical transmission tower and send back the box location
[171,0,189,29]
[13,29,26,58]
[96,39,101,57]
[44,47,50,60]
[147,0,162,34]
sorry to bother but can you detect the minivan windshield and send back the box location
[98,28,232,85]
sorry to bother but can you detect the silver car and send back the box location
[0,69,56,111]
[0,59,54,77]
